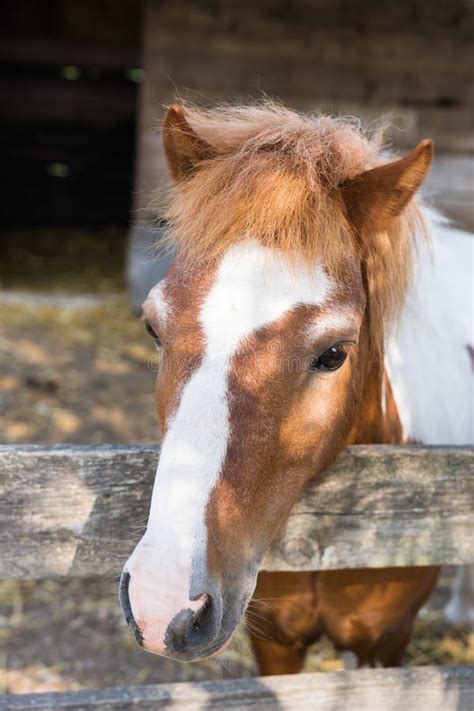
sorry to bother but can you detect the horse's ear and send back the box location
[340,140,433,234]
[162,104,214,182]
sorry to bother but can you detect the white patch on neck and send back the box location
[385,207,474,444]
[127,240,333,646]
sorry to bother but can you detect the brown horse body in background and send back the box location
[120,102,446,674]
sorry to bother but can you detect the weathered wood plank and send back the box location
[267,446,474,571]
[145,0,474,89]
[2,666,473,710]
[142,0,474,127]
[0,445,472,580]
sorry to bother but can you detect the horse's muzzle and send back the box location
[119,569,230,661]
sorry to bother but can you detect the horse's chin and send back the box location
[141,625,236,662]
[207,636,233,657]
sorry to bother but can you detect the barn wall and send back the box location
[129,0,473,303]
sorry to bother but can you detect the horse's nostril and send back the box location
[119,572,143,647]
[165,590,222,656]
[191,594,210,632]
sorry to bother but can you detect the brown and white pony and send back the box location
[120,103,473,674]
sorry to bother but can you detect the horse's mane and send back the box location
[158,101,426,348]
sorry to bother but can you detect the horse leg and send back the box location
[370,616,415,667]
[250,636,307,675]
[316,566,439,667]
[248,571,320,676]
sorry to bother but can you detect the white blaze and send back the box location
[125,239,332,648]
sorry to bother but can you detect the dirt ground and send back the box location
[0,230,472,694]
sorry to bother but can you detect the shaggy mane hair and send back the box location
[156,101,426,349]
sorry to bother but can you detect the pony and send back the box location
[119,102,473,674]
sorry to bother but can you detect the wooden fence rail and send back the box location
[1,444,473,710]
[1,444,473,580]
[2,666,473,710]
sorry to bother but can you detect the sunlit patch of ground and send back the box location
[0,299,157,445]
[0,298,471,693]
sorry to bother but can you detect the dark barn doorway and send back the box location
[0,0,142,291]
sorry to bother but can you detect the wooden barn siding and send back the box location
[1,445,472,581]
[134,0,474,228]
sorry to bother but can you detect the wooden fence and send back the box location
[1,444,473,709]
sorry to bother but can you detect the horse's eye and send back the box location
[145,320,162,346]
[309,344,348,372]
